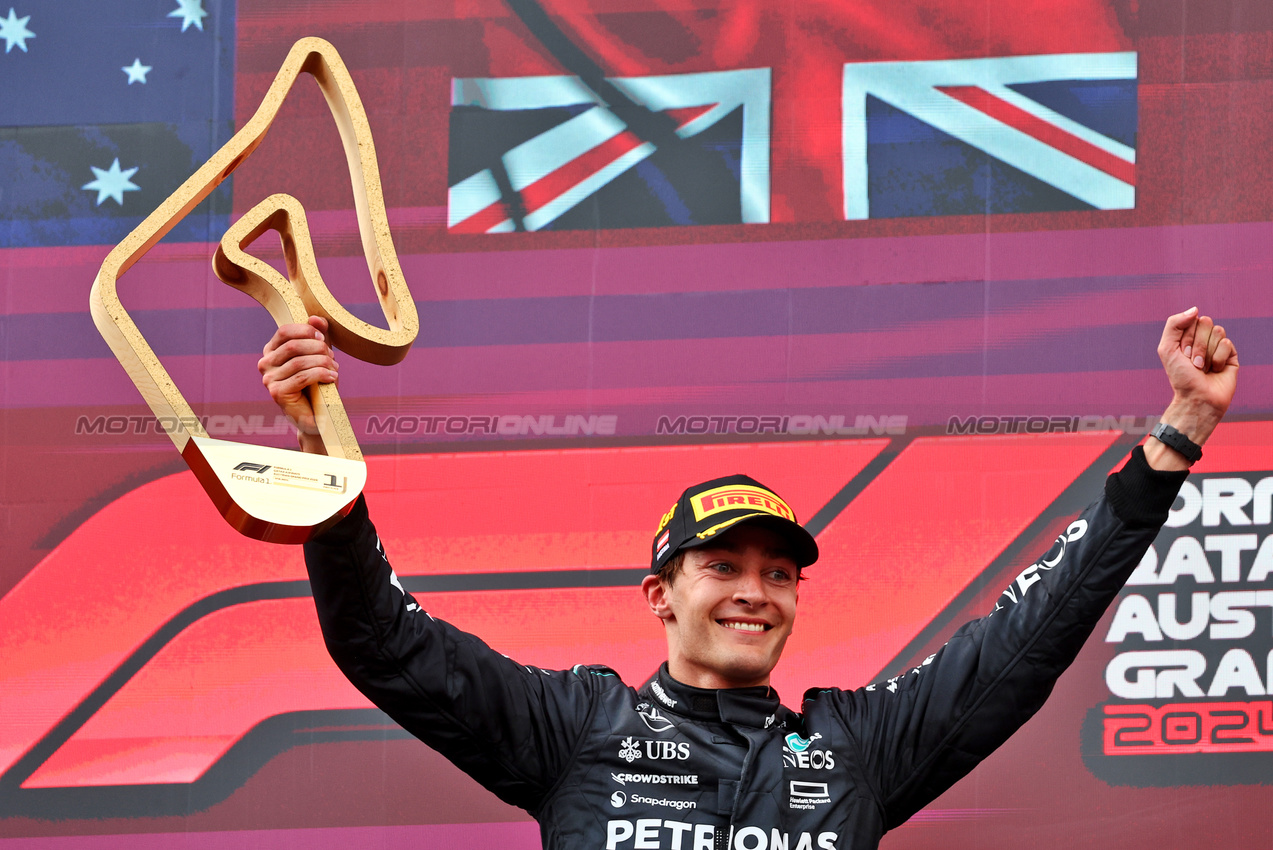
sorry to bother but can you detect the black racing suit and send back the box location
[303,447,1186,850]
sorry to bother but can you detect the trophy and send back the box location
[89,38,418,544]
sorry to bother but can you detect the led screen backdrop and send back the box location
[2,0,1273,848]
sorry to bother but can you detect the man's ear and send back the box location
[641,574,674,622]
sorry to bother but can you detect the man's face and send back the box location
[642,523,799,689]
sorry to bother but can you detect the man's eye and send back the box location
[769,570,793,582]
[710,562,734,573]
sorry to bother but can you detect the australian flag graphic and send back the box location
[0,0,236,247]
[844,52,1137,219]
[446,68,771,233]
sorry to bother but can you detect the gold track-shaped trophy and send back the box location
[89,38,418,544]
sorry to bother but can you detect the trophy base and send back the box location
[182,436,367,544]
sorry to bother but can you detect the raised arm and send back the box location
[827,308,1238,828]
[261,317,598,812]
[1143,306,1238,471]
[302,495,598,813]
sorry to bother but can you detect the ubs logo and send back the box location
[618,736,690,762]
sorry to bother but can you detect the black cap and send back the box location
[650,474,819,573]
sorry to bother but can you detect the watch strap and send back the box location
[1149,421,1203,464]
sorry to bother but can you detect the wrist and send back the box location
[1146,422,1200,469]
[297,431,328,455]
[1159,396,1222,445]
[1144,398,1220,471]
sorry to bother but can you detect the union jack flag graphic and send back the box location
[843,52,1137,219]
[447,69,771,233]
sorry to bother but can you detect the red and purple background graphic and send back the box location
[3,0,1273,848]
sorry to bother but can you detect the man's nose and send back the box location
[732,568,768,604]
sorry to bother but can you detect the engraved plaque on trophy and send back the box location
[89,38,418,544]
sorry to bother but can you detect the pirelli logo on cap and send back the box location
[691,485,795,523]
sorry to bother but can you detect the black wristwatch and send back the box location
[1149,421,1203,464]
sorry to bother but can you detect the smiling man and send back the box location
[263,308,1237,850]
[641,476,815,691]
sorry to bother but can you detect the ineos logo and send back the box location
[783,749,836,770]
[783,735,835,770]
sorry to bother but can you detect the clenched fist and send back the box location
[259,315,339,454]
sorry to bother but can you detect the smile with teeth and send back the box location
[718,620,770,632]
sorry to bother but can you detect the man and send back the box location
[260,308,1236,850]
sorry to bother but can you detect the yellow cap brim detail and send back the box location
[694,512,770,540]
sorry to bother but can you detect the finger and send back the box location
[264,319,327,356]
[262,353,337,385]
[258,337,335,374]
[1192,316,1215,370]
[267,366,339,404]
[1206,324,1226,366]
[1211,336,1238,372]
[1181,316,1197,361]
[1163,306,1199,353]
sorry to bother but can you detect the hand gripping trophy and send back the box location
[89,38,417,543]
